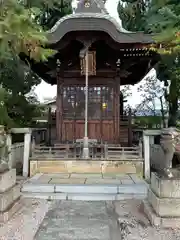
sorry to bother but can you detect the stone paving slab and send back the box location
[120,179,134,184]
[37,176,52,184]
[34,201,120,240]
[102,173,132,180]
[46,173,70,178]
[71,173,102,178]
[85,178,121,184]
[129,174,144,183]
[50,178,86,184]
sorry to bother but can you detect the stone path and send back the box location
[34,201,121,240]
[30,173,143,185]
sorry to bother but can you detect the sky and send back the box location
[34,0,155,106]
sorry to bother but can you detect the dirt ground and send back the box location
[114,200,180,240]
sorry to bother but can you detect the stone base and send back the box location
[30,160,144,177]
[0,199,22,222]
[143,200,180,228]
[0,169,16,192]
[0,169,21,222]
[151,172,180,198]
[148,188,180,217]
[142,172,180,228]
[0,184,21,212]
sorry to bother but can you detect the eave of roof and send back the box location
[47,13,154,45]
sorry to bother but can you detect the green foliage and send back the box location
[0,0,72,128]
[134,116,162,129]
[118,0,149,32]
[118,0,180,127]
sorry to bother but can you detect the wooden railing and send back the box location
[31,143,143,161]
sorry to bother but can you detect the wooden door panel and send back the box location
[62,120,114,143]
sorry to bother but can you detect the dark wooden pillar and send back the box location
[115,59,120,143]
[120,92,124,117]
[128,108,133,146]
[47,107,52,146]
[56,59,63,143]
[113,84,116,143]
[100,86,103,142]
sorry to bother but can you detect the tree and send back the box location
[118,0,148,32]
[137,76,168,127]
[118,0,180,127]
[0,0,72,128]
[146,0,180,53]
[146,0,180,126]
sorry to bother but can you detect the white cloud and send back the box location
[35,0,155,106]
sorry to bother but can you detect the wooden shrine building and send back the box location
[24,0,159,146]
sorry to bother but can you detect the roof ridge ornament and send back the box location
[75,0,108,14]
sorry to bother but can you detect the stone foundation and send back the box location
[0,169,21,222]
[143,172,180,228]
[30,159,144,177]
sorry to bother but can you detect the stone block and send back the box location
[37,176,52,184]
[142,200,161,227]
[47,173,70,179]
[71,173,102,179]
[38,166,68,173]
[143,200,180,228]
[50,178,86,184]
[30,161,38,176]
[116,193,146,200]
[151,172,180,198]
[67,193,116,201]
[129,174,144,184]
[85,178,121,185]
[22,192,67,200]
[0,169,16,193]
[148,188,180,217]
[120,179,134,184]
[22,183,55,193]
[102,164,136,174]
[118,183,147,195]
[0,200,22,223]
[67,161,101,173]
[55,184,118,194]
[0,184,20,212]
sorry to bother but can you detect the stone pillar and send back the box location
[143,172,180,228]
[6,134,12,169]
[23,132,31,177]
[143,134,150,181]
[0,169,21,222]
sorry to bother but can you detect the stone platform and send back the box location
[143,172,180,228]
[21,173,147,201]
[0,169,21,222]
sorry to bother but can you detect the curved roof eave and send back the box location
[47,13,154,45]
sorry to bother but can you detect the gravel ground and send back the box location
[114,200,180,240]
[1,198,180,240]
[0,198,51,240]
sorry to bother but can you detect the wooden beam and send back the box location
[56,60,63,143]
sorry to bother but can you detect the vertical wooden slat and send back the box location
[113,82,116,143]
[100,86,103,142]
[128,108,132,146]
[47,107,52,146]
[116,78,120,144]
[56,77,63,143]
[73,92,76,142]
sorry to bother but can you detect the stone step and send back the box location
[21,183,147,201]
[22,192,146,201]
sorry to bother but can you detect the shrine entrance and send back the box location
[61,86,114,143]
